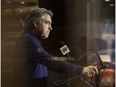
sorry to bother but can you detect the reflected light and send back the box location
[19,10,23,13]
[105,0,110,2]
[20,1,25,4]
[5,9,12,12]
[6,1,11,4]
[100,55,111,62]
[109,4,114,6]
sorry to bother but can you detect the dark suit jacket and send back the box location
[13,31,83,87]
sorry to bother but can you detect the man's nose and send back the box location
[49,25,52,30]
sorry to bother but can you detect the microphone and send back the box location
[58,41,70,57]
[97,65,107,70]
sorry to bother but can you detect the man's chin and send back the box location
[41,36,49,39]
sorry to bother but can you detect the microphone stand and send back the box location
[80,77,93,87]
[56,47,106,87]
[95,73,100,87]
[52,75,93,87]
[74,49,107,87]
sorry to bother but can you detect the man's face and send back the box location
[34,14,52,39]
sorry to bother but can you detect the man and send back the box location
[13,7,98,87]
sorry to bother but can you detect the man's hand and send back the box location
[82,65,98,77]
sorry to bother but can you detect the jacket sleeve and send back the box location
[26,35,84,76]
[34,48,83,76]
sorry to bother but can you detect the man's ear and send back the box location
[34,21,37,28]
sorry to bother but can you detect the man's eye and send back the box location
[45,21,50,24]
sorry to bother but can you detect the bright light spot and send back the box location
[105,0,110,2]
[20,1,25,4]
[19,10,23,13]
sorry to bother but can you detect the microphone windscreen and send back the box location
[58,41,65,48]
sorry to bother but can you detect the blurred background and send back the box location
[1,0,115,87]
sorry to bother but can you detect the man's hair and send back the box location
[24,7,53,31]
